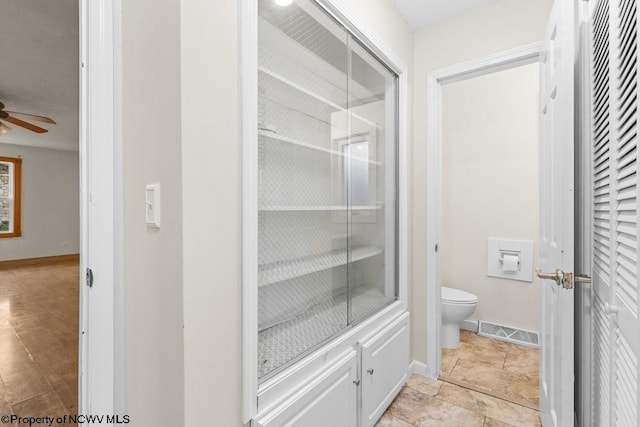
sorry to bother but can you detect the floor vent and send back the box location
[478,321,539,348]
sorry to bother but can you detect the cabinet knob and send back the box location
[367,369,374,375]
[353,380,360,386]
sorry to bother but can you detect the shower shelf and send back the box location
[259,130,382,165]
[258,67,381,129]
[258,245,383,287]
[259,205,382,212]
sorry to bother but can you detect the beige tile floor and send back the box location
[379,330,540,426]
[378,376,541,427]
[0,261,78,425]
[441,330,539,409]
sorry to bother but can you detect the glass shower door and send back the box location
[257,0,351,380]
[345,36,399,325]
[256,0,399,382]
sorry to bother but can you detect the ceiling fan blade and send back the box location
[4,116,48,133]
[0,123,10,135]
[5,111,56,124]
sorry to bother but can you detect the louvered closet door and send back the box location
[591,0,640,425]
[591,0,614,424]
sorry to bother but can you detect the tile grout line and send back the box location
[6,322,66,415]
[437,375,539,412]
[10,391,51,408]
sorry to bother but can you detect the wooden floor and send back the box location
[0,260,78,423]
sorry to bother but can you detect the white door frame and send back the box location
[425,42,543,378]
[574,0,593,425]
[79,0,123,417]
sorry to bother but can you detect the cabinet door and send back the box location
[254,350,357,427]
[360,313,410,426]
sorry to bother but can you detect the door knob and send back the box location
[535,268,563,285]
[575,274,591,284]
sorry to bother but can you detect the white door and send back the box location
[537,1,576,426]
[590,0,640,425]
[360,314,410,427]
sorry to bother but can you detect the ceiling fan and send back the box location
[0,101,56,135]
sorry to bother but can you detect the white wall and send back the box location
[0,143,79,261]
[442,63,540,332]
[410,0,552,364]
[121,0,184,425]
[180,1,412,426]
[180,0,241,425]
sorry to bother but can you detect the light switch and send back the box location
[145,183,161,228]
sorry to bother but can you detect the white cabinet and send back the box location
[254,350,358,427]
[253,313,409,427]
[360,313,410,426]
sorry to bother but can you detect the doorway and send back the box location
[0,0,81,419]
[0,0,122,419]
[425,42,544,380]
[427,43,542,407]
[437,61,541,410]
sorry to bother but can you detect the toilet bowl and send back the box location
[441,286,478,348]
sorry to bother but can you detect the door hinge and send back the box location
[86,268,94,288]
[562,272,573,289]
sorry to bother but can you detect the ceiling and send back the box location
[0,0,79,152]
[393,0,499,31]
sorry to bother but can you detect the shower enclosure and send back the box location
[255,0,399,381]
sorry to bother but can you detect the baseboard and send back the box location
[409,360,438,380]
[461,320,479,333]
[0,254,79,270]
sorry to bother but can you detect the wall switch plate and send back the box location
[145,183,161,228]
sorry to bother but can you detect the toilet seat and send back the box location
[442,286,478,304]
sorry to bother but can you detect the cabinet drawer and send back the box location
[254,350,358,427]
[360,313,410,426]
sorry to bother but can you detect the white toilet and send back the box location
[441,286,478,348]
